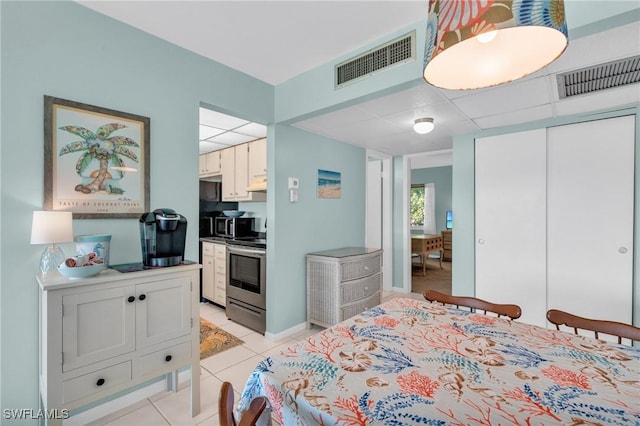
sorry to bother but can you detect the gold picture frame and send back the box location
[44,96,150,218]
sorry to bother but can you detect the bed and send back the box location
[238,297,640,425]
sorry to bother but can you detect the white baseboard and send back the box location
[264,321,307,342]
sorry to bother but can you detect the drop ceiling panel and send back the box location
[206,132,255,145]
[199,141,229,154]
[199,125,226,140]
[199,108,248,129]
[452,77,552,119]
[474,104,554,129]
[235,122,267,138]
[357,84,448,117]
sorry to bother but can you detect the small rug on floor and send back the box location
[200,318,244,359]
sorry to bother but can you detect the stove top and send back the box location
[227,237,267,249]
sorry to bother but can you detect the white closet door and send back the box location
[547,115,634,325]
[475,129,547,326]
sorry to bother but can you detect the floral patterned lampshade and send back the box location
[423,0,568,90]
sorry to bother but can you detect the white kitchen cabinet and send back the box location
[306,248,382,328]
[201,242,215,301]
[475,116,634,328]
[38,264,201,425]
[201,241,226,306]
[213,243,227,306]
[221,144,266,202]
[248,138,267,181]
[199,150,221,177]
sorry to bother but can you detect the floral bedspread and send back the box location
[239,297,640,425]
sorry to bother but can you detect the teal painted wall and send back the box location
[411,166,452,235]
[0,1,274,418]
[267,124,366,333]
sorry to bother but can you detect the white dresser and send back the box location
[306,247,382,328]
[37,264,201,425]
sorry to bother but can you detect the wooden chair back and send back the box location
[424,290,522,320]
[219,381,268,426]
[546,309,640,345]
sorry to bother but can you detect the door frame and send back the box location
[366,149,392,290]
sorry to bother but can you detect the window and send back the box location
[410,185,425,228]
[411,183,436,234]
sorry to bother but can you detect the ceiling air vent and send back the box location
[335,31,415,89]
[556,55,640,99]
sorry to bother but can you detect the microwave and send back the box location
[215,217,255,238]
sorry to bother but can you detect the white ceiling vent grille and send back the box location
[336,31,415,89]
[556,55,640,99]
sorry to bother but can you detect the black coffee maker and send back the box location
[139,208,187,267]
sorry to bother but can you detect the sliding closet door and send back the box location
[475,129,547,326]
[547,115,634,325]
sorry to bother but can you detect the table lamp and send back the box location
[30,211,73,275]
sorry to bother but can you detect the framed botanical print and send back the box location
[44,96,150,218]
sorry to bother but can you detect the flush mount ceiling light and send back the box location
[414,118,435,134]
[423,0,568,90]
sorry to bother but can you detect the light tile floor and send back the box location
[76,291,422,425]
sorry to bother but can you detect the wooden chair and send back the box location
[424,290,522,320]
[546,309,640,344]
[219,381,268,426]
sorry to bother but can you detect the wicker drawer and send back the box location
[340,292,381,322]
[341,273,381,304]
[340,255,381,282]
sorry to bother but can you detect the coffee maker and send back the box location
[139,208,187,267]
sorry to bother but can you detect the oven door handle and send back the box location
[228,246,266,256]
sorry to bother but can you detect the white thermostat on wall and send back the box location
[288,177,299,189]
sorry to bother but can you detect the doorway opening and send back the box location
[406,150,452,296]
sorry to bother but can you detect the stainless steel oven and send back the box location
[226,242,266,334]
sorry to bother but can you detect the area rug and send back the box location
[200,318,244,359]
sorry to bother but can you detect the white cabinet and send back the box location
[306,248,382,328]
[221,144,266,202]
[248,138,267,181]
[201,241,226,306]
[199,151,221,177]
[213,243,227,306]
[201,242,215,301]
[475,116,634,328]
[38,265,201,425]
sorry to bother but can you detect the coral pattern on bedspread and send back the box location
[239,297,640,425]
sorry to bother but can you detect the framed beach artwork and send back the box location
[317,169,341,199]
[44,96,150,219]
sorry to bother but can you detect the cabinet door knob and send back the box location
[619,247,628,254]
[96,378,105,386]
[165,355,172,362]
[139,294,146,301]
[127,296,135,303]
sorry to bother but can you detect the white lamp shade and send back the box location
[423,0,568,90]
[30,211,73,244]
[414,118,435,134]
